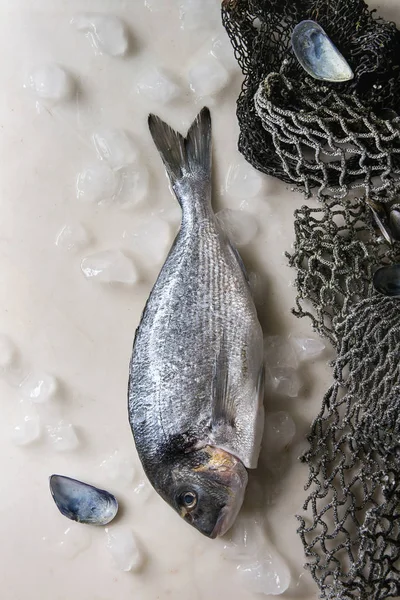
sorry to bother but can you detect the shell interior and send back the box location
[49,474,118,525]
[291,20,354,82]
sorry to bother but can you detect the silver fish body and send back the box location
[128,108,264,537]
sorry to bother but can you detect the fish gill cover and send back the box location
[222,1,400,599]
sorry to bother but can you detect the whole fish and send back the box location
[128,108,264,538]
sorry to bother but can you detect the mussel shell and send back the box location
[389,209,400,242]
[366,199,393,245]
[291,20,354,82]
[373,264,400,298]
[50,474,118,525]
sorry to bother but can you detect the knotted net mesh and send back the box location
[298,296,400,600]
[222,0,400,196]
[221,1,400,598]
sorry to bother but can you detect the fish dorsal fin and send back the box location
[212,339,236,427]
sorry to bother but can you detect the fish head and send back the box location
[160,445,248,538]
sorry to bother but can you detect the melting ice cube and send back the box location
[19,373,58,404]
[55,224,90,252]
[71,13,129,57]
[0,335,18,371]
[81,250,138,285]
[263,411,296,454]
[123,218,171,268]
[47,421,79,452]
[158,203,182,225]
[210,35,239,71]
[25,64,74,102]
[132,480,153,503]
[225,161,263,199]
[105,526,143,572]
[188,57,229,98]
[114,164,149,209]
[237,554,291,596]
[92,129,138,170]
[12,413,41,446]
[76,164,118,204]
[264,335,299,369]
[291,336,326,361]
[268,367,301,398]
[144,0,165,11]
[223,515,263,561]
[216,208,258,247]
[136,67,181,105]
[55,524,91,559]
[99,450,135,488]
[179,0,220,31]
[223,516,291,596]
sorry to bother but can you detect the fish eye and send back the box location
[181,491,197,510]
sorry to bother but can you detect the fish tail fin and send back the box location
[148,107,212,209]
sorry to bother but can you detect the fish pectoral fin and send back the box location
[212,341,236,428]
[257,364,265,408]
[228,242,250,285]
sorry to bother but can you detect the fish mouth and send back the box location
[210,475,247,539]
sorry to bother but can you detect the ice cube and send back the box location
[92,129,138,169]
[237,553,291,596]
[136,67,181,105]
[99,450,135,488]
[179,0,220,31]
[267,367,301,398]
[47,421,79,452]
[19,373,58,404]
[144,0,164,11]
[71,13,129,57]
[223,515,264,562]
[210,35,238,71]
[76,164,118,204]
[123,218,171,268]
[56,524,91,559]
[248,272,266,307]
[225,161,263,199]
[157,204,182,225]
[105,526,142,572]
[188,57,229,98]
[264,336,299,369]
[132,480,153,503]
[25,64,74,102]
[55,223,90,252]
[216,208,258,247]
[12,413,41,446]
[263,411,296,454]
[81,250,138,285]
[0,335,18,371]
[114,164,149,209]
[291,336,326,361]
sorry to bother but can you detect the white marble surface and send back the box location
[0,1,397,599]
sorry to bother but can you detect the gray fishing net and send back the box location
[254,76,400,204]
[221,0,400,193]
[221,1,400,598]
[297,295,400,600]
[290,199,400,600]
